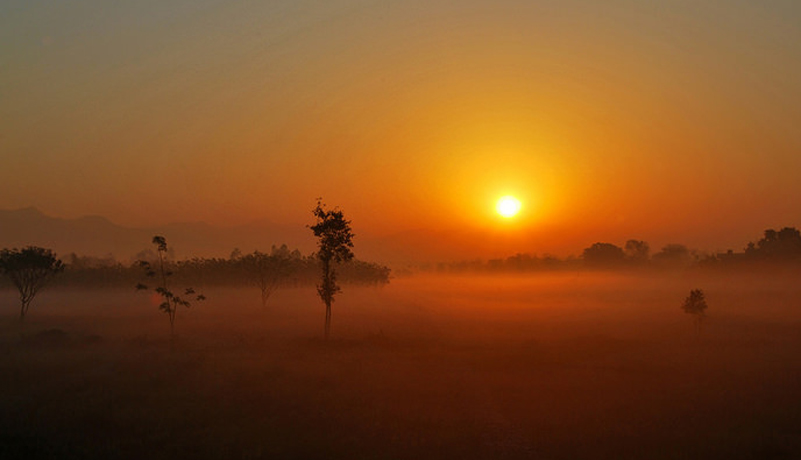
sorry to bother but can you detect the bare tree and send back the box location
[0,246,64,321]
[242,244,294,307]
[682,289,708,334]
[136,236,204,341]
[309,199,354,340]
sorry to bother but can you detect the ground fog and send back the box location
[2,271,801,459]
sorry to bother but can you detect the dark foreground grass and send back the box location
[1,273,801,459]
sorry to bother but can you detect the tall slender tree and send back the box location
[136,236,204,341]
[309,199,354,340]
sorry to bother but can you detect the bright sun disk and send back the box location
[496,196,521,218]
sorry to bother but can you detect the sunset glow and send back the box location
[3,4,801,458]
[1,1,800,262]
[496,196,522,218]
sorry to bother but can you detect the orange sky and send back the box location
[2,1,801,259]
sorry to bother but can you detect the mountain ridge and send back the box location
[0,207,316,262]
[0,207,541,265]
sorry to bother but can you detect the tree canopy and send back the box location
[582,242,625,267]
[0,246,64,320]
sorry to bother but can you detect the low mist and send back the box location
[2,270,800,459]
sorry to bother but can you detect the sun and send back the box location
[496,196,522,218]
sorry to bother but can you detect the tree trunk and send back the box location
[169,307,176,345]
[324,301,332,340]
[695,316,704,336]
[19,294,32,321]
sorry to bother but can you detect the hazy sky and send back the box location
[2,0,800,256]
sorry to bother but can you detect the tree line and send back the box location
[417,226,801,273]
[1,204,736,338]
[0,201,385,341]
[0,245,389,289]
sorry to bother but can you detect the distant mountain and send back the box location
[0,207,316,262]
[0,207,545,266]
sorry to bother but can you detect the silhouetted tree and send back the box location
[0,246,64,321]
[242,244,294,307]
[505,253,541,271]
[309,199,354,340]
[624,239,650,263]
[682,289,708,334]
[653,244,692,267]
[582,242,625,267]
[136,236,204,341]
[754,227,801,260]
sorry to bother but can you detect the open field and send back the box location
[2,271,801,459]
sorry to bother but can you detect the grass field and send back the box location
[2,271,801,459]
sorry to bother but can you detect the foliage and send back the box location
[682,289,708,333]
[41,249,388,288]
[653,244,693,267]
[624,240,650,263]
[0,246,64,320]
[241,244,300,306]
[310,199,355,339]
[748,227,801,261]
[136,236,205,339]
[582,243,625,267]
[682,289,708,316]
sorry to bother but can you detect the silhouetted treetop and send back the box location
[682,289,708,334]
[0,246,64,320]
[653,244,693,267]
[310,200,355,264]
[749,227,801,260]
[624,240,650,262]
[582,243,625,267]
[682,289,708,317]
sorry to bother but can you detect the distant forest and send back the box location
[0,244,391,289]
[1,226,800,287]
[415,226,801,273]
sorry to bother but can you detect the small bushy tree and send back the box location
[309,199,354,340]
[682,289,708,334]
[136,236,204,340]
[0,246,64,320]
